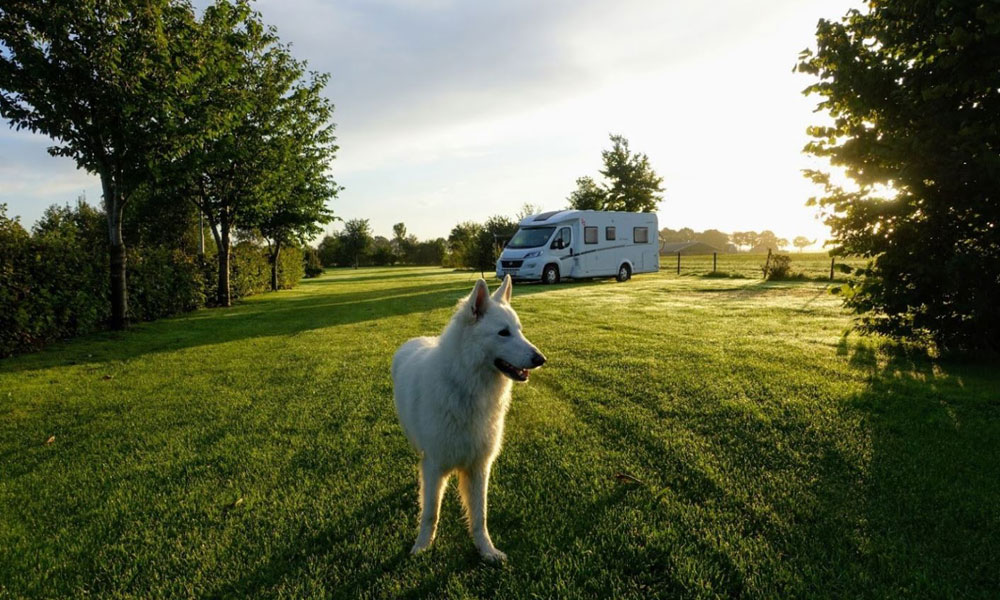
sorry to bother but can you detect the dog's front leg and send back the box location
[460,462,506,562]
[412,458,447,554]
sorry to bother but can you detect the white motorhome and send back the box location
[496,210,659,283]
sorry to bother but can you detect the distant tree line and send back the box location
[315,220,447,269]
[311,215,519,275]
[0,0,338,334]
[306,215,815,281]
[659,228,818,253]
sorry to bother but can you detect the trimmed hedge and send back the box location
[1,203,307,357]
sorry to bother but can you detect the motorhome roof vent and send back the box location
[533,211,562,221]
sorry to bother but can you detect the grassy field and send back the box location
[658,251,866,279]
[1,266,997,599]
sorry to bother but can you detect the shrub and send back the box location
[276,246,304,289]
[128,247,205,321]
[1,206,37,355]
[303,247,324,278]
[317,234,341,267]
[229,241,271,299]
[1,202,309,357]
[371,243,396,266]
[764,254,793,280]
[410,239,446,265]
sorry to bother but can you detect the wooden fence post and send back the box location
[830,257,835,280]
[713,252,717,273]
[676,252,681,275]
[763,248,772,279]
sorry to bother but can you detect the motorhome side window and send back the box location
[606,226,615,241]
[584,227,598,244]
[551,227,571,249]
[633,227,649,244]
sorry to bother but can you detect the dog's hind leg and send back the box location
[459,462,506,562]
[412,458,447,554]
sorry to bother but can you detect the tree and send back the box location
[793,236,815,252]
[468,215,518,276]
[0,0,199,328]
[731,231,757,252]
[182,1,300,306]
[392,222,407,242]
[515,202,542,221]
[248,70,339,291]
[696,229,731,250]
[600,134,664,212]
[566,176,606,210]
[316,234,341,267]
[448,221,482,268]
[341,219,373,268]
[749,230,784,253]
[411,238,446,265]
[391,222,414,262]
[797,1,1000,350]
[371,236,395,266]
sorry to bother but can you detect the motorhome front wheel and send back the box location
[543,265,560,284]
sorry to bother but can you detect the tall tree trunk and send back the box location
[217,213,231,307]
[269,243,280,292]
[101,172,129,330]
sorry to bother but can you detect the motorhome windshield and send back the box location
[507,227,556,249]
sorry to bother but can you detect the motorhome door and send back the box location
[550,225,573,275]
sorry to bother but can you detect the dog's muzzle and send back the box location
[494,352,545,382]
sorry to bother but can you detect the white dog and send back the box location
[392,275,546,562]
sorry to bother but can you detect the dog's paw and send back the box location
[478,546,507,563]
[410,540,432,555]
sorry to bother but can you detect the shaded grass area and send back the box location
[1,266,997,598]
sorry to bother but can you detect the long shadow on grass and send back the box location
[843,346,1000,597]
[211,485,414,598]
[0,276,606,375]
[539,338,998,597]
[302,267,456,285]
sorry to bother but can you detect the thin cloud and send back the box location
[3,0,859,244]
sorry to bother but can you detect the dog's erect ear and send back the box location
[471,278,490,319]
[492,274,512,304]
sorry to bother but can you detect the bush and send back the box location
[409,239,446,265]
[764,254,794,280]
[1,202,309,357]
[303,247,324,277]
[317,234,341,267]
[371,243,396,266]
[276,246,304,289]
[128,247,205,321]
[0,204,110,356]
[1,207,41,355]
[229,241,270,299]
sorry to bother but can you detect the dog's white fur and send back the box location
[392,275,544,562]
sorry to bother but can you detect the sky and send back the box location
[0,0,861,247]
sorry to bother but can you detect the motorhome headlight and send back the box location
[522,250,542,259]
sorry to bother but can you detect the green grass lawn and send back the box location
[1,266,997,599]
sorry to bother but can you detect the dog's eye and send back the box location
[498,328,511,337]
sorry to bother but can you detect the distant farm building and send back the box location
[659,241,720,255]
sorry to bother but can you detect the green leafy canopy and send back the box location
[797,0,1000,351]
